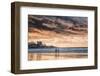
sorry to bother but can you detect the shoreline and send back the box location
[28,53,88,61]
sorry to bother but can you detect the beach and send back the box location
[28,52,87,61]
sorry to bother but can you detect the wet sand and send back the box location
[28,53,87,61]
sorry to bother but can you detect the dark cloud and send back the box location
[28,15,88,35]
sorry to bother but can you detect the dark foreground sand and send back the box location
[28,53,87,61]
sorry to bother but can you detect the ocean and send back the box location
[28,47,88,53]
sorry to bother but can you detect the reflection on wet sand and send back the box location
[28,53,87,61]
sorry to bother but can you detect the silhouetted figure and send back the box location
[55,48,59,59]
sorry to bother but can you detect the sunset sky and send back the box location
[28,15,88,47]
